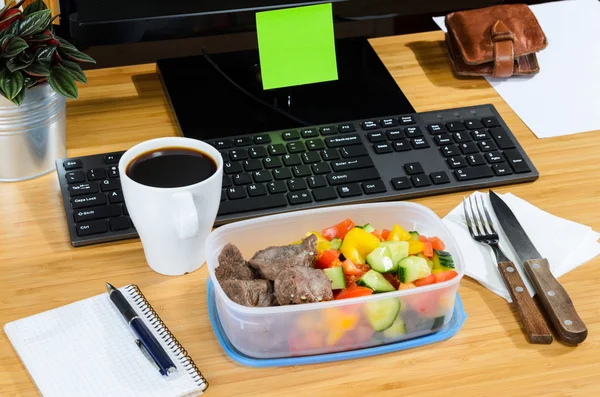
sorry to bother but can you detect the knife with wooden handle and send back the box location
[489,190,587,344]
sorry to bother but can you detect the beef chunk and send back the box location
[274,267,333,305]
[216,243,256,281]
[248,234,318,280]
[220,279,276,307]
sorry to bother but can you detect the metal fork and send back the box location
[463,195,553,344]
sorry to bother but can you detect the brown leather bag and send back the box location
[445,4,548,78]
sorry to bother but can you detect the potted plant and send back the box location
[0,0,95,182]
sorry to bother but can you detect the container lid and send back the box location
[207,279,467,368]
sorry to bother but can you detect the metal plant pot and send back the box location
[0,83,66,182]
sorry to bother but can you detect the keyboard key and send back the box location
[465,119,484,129]
[288,191,312,205]
[312,163,331,175]
[391,177,411,190]
[87,168,106,181]
[234,137,253,147]
[307,175,327,189]
[247,183,268,197]
[482,117,499,128]
[65,171,85,184]
[63,159,82,170]
[492,163,513,176]
[466,153,486,166]
[104,153,122,164]
[386,129,404,140]
[110,217,131,231]
[220,152,229,162]
[458,142,479,155]
[361,120,379,130]
[340,145,368,158]
[76,220,108,237]
[287,142,306,153]
[331,157,374,172]
[325,134,362,148]
[254,135,271,144]
[224,162,243,174]
[405,126,423,138]
[218,194,288,216]
[283,154,302,166]
[362,180,386,194]
[411,174,431,187]
[221,190,226,201]
[268,144,287,156]
[282,130,300,140]
[226,186,247,200]
[253,170,273,183]
[292,165,312,177]
[470,129,490,140]
[243,159,263,172]
[337,183,362,198]
[249,147,268,158]
[399,115,415,125]
[454,166,494,181]
[74,205,121,222]
[393,140,411,152]
[229,149,248,161]
[489,127,516,149]
[404,162,424,175]
[367,131,386,143]
[373,143,393,154]
[320,126,337,136]
[301,128,319,138]
[428,123,447,134]
[321,149,340,161]
[430,171,450,185]
[107,166,119,178]
[312,186,337,201]
[288,179,308,191]
[411,138,430,149]
[222,175,232,188]
[306,139,325,151]
[100,178,120,192]
[212,139,234,150]
[441,145,459,157]
[478,139,497,152]
[108,190,124,204]
[263,156,283,169]
[435,134,453,145]
[69,182,98,196]
[233,173,252,185]
[446,121,465,132]
[273,168,293,180]
[72,193,107,209]
[327,168,380,185]
[302,152,321,164]
[453,131,472,143]
[267,181,288,194]
[485,151,505,163]
[504,149,531,173]
[122,204,129,216]
[381,118,399,128]
[338,123,356,133]
[447,156,468,169]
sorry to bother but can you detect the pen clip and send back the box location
[136,339,161,372]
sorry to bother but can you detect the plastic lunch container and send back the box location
[205,202,465,359]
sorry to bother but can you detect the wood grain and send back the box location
[1,31,600,397]
[497,261,552,344]
[524,258,588,345]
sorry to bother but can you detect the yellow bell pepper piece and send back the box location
[340,227,380,265]
[291,231,329,246]
[408,240,424,255]
[323,308,359,346]
[387,224,411,241]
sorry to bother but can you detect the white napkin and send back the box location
[443,191,600,302]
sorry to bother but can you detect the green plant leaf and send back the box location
[56,36,77,50]
[24,60,51,76]
[58,60,86,83]
[0,0,15,19]
[11,88,24,105]
[0,34,13,50]
[58,46,96,64]
[3,36,28,58]
[34,45,56,60]
[18,9,52,37]
[4,20,21,37]
[6,55,33,72]
[23,0,48,17]
[29,32,53,43]
[0,68,24,100]
[48,66,78,99]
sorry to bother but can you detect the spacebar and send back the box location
[218,194,288,216]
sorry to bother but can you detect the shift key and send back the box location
[327,168,380,185]
[74,205,121,222]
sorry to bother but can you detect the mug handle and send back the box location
[172,192,199,239]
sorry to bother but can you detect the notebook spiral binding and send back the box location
[125,285,209,392]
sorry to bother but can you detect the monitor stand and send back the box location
[156,37,415,141]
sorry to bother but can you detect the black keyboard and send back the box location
[56,104,538,246]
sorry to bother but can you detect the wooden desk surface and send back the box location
[1,31,599,397]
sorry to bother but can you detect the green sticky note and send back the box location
[256,3,338,90]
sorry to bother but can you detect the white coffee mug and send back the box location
[119,137,223,276]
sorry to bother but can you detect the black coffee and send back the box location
[126,147,217,188]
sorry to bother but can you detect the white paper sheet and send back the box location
[433,0,600,138]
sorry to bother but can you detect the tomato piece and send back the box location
[418,235,429,242]
[429,236,446,250]
[381,229,391,240]
[322,219,355,241]
[371,230,384,241]
[422,241,433,257]
[414,274,437,286]
[315,249,341,269]
[341,259,370,276]
[383,273,401,290]
[335,286,374,300]
[434,270,459,283]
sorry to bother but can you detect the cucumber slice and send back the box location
[364,298,401,331]
[379,241,409,265]
[431,315,446,331]
[434,249,455,269]
[360,223,375,233]
[323,267,346,290]
[397,256,431,283]
[329,238,342,250]
[409,231,420,241]
[357,270,396,293]
[366,247,396,273]
[382,317,406,338]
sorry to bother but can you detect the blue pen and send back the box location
[106,282,177,376]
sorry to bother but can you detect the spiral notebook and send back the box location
[4,285,208,397]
